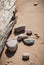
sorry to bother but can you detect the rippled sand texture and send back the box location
[0,0,44,65]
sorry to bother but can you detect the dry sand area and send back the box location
[0,0,44,65]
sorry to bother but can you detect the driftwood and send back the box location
[0,0,16,56]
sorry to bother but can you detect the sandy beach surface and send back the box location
[0,0,44,65]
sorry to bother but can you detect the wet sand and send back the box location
[0,0,44,65]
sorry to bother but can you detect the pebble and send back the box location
[17,34,28,42]
[6,39,18,52]
[26,29,32,36]
[34,2,38,6]
[14,24,25,35]
[23,38,34,46]
[22,53,29,61]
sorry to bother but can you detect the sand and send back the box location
[0,0,44,65]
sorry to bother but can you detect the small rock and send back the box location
[6,39,18,52]
[17,34,28,42]
[22,53,29,61]
[7,61,9,63]
[5,64,7,65]
[34,2,38,6]
[10,11,16,21]
[14,24,25,35]
[23,38,34,46]
[26,29,32,36]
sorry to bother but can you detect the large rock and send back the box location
[0,0,16,30]
[6,39,18,52]
[23,38,34,46]
[14,24,25,35]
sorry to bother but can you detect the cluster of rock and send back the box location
[0,0,16,54]
[5,25,35,51]
[0,0,39,60]
[0,19,40,61]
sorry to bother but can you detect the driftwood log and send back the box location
[0,0,16,57]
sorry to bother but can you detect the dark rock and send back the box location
[34,33,40,39]
[17,34,28,42]
[14,25,25,35]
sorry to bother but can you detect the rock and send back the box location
[17,34,28,42]
[6,39,18,52]
[22,53,29,61]
[34,2,38,6]
[0,0,16,54]
[23,38,34,46]
[26,29,32,36]
[14,24,25,35]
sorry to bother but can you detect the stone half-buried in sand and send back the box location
[6,39,18,52]
[14,24,25,35]
[26,29,32,36]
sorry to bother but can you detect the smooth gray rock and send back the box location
[22,53,29,61]
[23,38,34,46]
[6,39,18,52]
[14,24,25,35]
